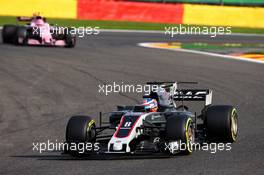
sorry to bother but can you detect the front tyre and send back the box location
[165,115,194,155]
[64,28,76,48]
[65,115,96,155]
[205,105,238,143]
[66,115,96,143]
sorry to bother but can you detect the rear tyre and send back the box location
[205,105,238,142]
[65,115,96,155]
[2,25,17,43]
[165,115,194,155]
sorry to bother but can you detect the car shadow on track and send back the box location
[11,152,175,161]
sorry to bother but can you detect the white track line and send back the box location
[1,26,264,37]
[1,25,263,64]
[100,29,264,37]
[138,42,264,64]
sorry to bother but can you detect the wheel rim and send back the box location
[86,120,96,142]
[231,109,238,141]
[188,126,194,144]
[185,119,194,153]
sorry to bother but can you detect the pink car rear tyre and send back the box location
[2,25,17,44]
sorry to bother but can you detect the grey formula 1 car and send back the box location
[64,82,238,156]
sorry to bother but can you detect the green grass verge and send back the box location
[0,16,264,34]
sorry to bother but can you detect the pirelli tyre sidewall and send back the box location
[66,115,96,144]
[165,115,194,155]
[205,105,238,143]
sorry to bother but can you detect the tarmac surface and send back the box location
[0,31,263,175]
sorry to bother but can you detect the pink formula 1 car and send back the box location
[2,16,76,48]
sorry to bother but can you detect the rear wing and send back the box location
[17,16,33,22]
[145,81,212,106]
[173,89,212,106]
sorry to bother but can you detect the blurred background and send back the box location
[126,0,264,6]
[0,0,263,33]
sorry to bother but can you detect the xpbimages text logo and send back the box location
[165,24,232,38]
[32,140,100,154]
[32,25,100,38]
[98,82,209,97]
[164,140,232,154]
[98,82,161,95]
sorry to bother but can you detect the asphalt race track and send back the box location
[0,31,263,175]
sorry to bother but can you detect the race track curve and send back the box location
[0,31,263,175]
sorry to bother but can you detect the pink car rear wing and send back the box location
[17,16,33,22]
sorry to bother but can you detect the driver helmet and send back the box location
[142,98,158,112]
[35,16,44,26]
